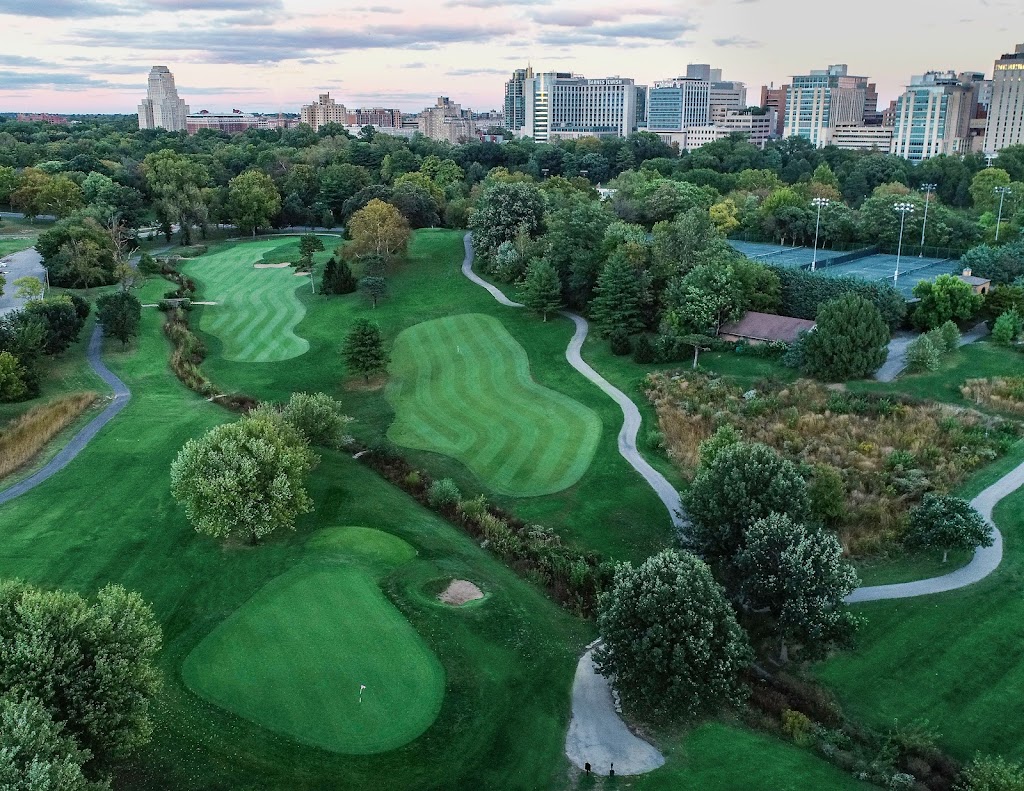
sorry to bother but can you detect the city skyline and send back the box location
[0,0,1022,115]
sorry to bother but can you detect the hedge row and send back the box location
[770,266,907,329]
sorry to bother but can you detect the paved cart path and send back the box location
[0,325,130,506]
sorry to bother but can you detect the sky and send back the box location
[0,0,1021,115]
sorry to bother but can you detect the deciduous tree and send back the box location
[95,291,141,347]
[905,493,993,563]
[0,696,101,791]
[227,170,281,236]
[911,274,983,330]
[347,199,410,258]
[596,550,751,721]
[170,411,316,543]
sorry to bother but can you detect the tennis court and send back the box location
[728,240,862,269]
[818,254,957,297]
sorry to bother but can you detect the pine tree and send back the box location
[801,294,890,381]
[589,252,646,338]
[321,258,357,295]
[521,258,563,321]
[342,319,389,381]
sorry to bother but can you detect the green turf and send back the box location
[183,527,444,754]
[194,230,675,562]
[387,314,602,497]
[628,723,872,791]
[181,238,322,363]
[816,438,1024,762]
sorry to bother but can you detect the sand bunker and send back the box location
[437,580,483,606]
[253,262,292,269]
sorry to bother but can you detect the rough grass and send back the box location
[0,391,98,479]
[387,314,602,497]
[181,239,323,363]
[816,439,1024,764]
[962,376,1024,416]
[649,372,1017,554]
[183,527,445,754]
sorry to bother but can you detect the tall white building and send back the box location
[299,93,348,131]
[890,71,978,161]
[523,73,640,143]
[137,66,189,132]
[418,97,476,143]
[647,78,710,132]
[984,43,1024,154]
[784,64,868,148]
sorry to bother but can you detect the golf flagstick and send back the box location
[359,684,366,704]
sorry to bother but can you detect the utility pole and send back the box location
[893,202,915,283]
[919,183,936,257]
[994,186,1012,243]
[811,197,830,272]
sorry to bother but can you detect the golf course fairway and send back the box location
[182,239,312,363]
[386,313,601,497]
[182,527,445,754]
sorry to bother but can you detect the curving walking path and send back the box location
[461,234,685,529]
[0,324,130,506]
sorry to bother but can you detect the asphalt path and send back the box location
[0,324,130,506]
[0,247,45,316]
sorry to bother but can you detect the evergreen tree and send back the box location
[521,258,563,321]
[801,294,890,381]
[321,258,357,295]
[359,276,388,308]
[589,251,646,338]
[342,319,389,381]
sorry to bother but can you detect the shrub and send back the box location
[280,392,351,448]
[782,709,814,747]
[403,470,422,489]
[955,754,1024,791]
[905,334,941,372]
[0,350,29,402]
[771,265,906,330]
[938,320,962,352]
[992,309,1023,346]
[609,328,632,356]
[632,334,656,363]
[428,478,461,509]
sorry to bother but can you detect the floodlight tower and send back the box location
[919,183,936,257]
[810,197,830,272]
[995,186,1013,243]
[893,202,916,283]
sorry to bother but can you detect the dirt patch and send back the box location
[253,262,291,269]
[438,580,483,606]
[344,374,388,392]
[294,271,311,277]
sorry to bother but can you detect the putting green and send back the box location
[386,313,601,497]
[182,239,312,363]
[182,527,444,754]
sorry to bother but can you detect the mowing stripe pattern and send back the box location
[387,314,602,497]
[182,240,310,363]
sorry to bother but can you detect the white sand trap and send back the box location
[253,262,292,269]
[294,271,311,277]
[438,580,483,605]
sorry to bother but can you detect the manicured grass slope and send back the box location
[633,723,872,791]
[817,440,1024,762]
[183,528,444,754]
[387,314,601,497]
[195,230,674,562]
[182,239,318,363]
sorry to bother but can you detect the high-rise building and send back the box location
[418,97,476,143]
[504,66,534,133]
[686,64,721,82]
[647,77,710,132]
[760,84,787,137]
[784,64,869,147]
[349,107,403,127]
[299,93,349,131]
[890,71,979,161]
[523,73,641,143]
[137,66,189,132]
[983,43,1024,154]
[831,124,894,152]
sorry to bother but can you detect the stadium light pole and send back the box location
[994,186,1012,242]
[810,197,830,272]
[893,202,916,284]
[919,183,936,257]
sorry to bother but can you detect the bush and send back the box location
[938,320,962,352]
[955,754,1024,791]
[781,709,814,747]
[905,334,941,372]
[609,329,632,356]
[280,392,351,448]
[771,265,906,330]
[176,245,207,258]
[632,334,656,363]
[992,309,1023,346]
[428,478,461,509]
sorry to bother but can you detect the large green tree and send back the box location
[905,494,993,563]
[521,258,563,321]
[596,550,751,722]
[347,199,410,258]
[142,149,209,244]
[468,180,545,260]
[683,441,810,568]
[801,294,890,381]
[911,273,983,330]
[95,291,141,347]
[227,170,281,236]
[589,250,647,337]
[170,411,316,543]
[735,513,860,662]
[0,580,162,766]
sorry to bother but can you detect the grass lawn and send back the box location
[0,299,598,789]
[183,527,445,755]
[816,438,1024,763]
[190,230,675,563]
[617,723,872,791]
[388,314,601,497]
[850,340,1023,411]
[180,237,335,363]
